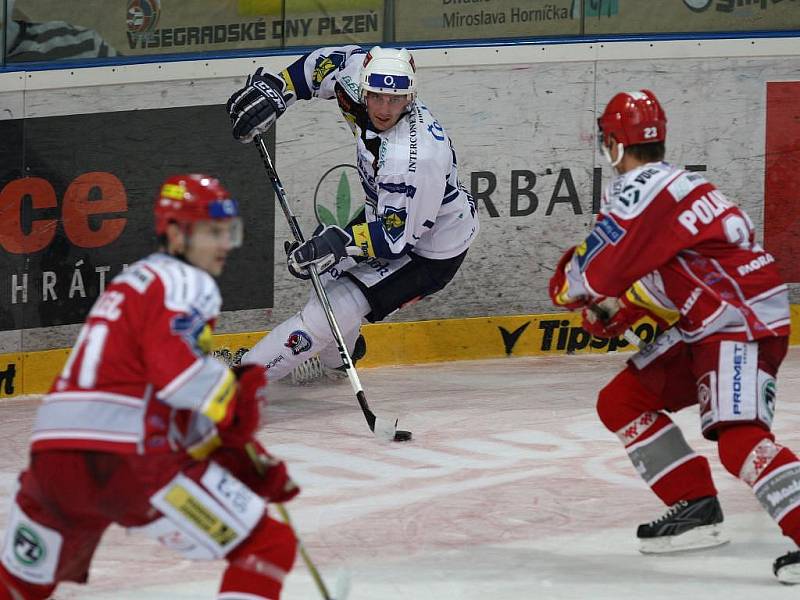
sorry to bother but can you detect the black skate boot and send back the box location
[637,496,728,554]
[774,550,800,584]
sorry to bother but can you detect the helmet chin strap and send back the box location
[602,142,625,169]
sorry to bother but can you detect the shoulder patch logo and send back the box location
[382,206,408,242]
[312,51,346,90]
[595,215,626,245]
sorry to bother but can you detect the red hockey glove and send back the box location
[245,441,301,503]
[549,246,589,310]
[219,365,267,448]
[581,297,646,339]
[211,441,300,503]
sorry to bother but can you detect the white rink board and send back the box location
[1,349,799,598]
[1,40,799,348]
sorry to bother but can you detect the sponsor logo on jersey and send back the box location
[737,253,776,277]
[381,206,408,242]
[427,120,445,142]
[285,330,312,355]
[339,74,360,99]
[574,231,606,270]
[171,308,210,352]
[762,377,776,422]
[408,110,418,172]
[730,343,746,415]
[595,214,625,244]
[13,525,46,566]
[378,182,417,198]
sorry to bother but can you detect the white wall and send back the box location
[1,37,798,351]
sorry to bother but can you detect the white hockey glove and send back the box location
[287,225,358,276]
[227,68,290,143]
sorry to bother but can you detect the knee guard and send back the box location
[299,278,369,342]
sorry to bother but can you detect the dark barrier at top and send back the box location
[3,1,798,67]
[0,105,275,331]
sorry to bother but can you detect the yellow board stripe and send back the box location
[3,305,800,397]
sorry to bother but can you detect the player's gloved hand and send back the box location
[245,441,301,503]
[284,240,311,280]
[219,365,267,448]
[582,297,646,339]
[287,225,354,275]
[227,68,290,143]
[548,246,589,310]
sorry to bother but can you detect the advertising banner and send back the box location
[12,0,383,60]
[395,0,579,42]
[0,105,275,332]
[583,0,800,35]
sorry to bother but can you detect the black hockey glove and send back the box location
[227,68,290,143]
[284,240,310,280]
[287,225,354,276]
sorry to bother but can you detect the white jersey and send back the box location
[280,45,478,260]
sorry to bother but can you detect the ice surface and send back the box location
[2,349,799,599]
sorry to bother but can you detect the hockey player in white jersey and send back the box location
[226,45,478,381]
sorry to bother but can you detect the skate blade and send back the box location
[639,524,729,554]
[776,563,800,585]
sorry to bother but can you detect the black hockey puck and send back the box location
[393,429,413,442]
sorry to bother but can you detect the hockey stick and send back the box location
[253,134,411,442]
[244,443,351,600]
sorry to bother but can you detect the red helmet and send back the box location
[154,173,240,236]
[598,89,667,147]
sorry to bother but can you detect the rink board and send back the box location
[3,305,800,397]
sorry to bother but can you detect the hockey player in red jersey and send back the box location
[550,90,800,583]
[0,174,299,599]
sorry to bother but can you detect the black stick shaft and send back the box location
[253,135,386,436]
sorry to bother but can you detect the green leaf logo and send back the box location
[313,164,363,228]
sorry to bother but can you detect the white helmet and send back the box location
[359,46,417,102]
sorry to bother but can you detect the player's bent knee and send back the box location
[300,280,367,342]
[596,378,640,431]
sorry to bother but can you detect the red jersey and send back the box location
[31,253,236,455]
[564,162,789,343]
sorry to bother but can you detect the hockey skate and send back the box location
[637,496,728,554]
[774,550,800,584]
[289,334,366,385]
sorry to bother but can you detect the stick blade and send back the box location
[333,568,352,600]
[372,416,397,441]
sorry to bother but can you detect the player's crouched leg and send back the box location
[220,516,297,600]
[597,367,724,553]
[718,424,800,584]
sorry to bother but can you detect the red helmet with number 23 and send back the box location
[597,89,667,148]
